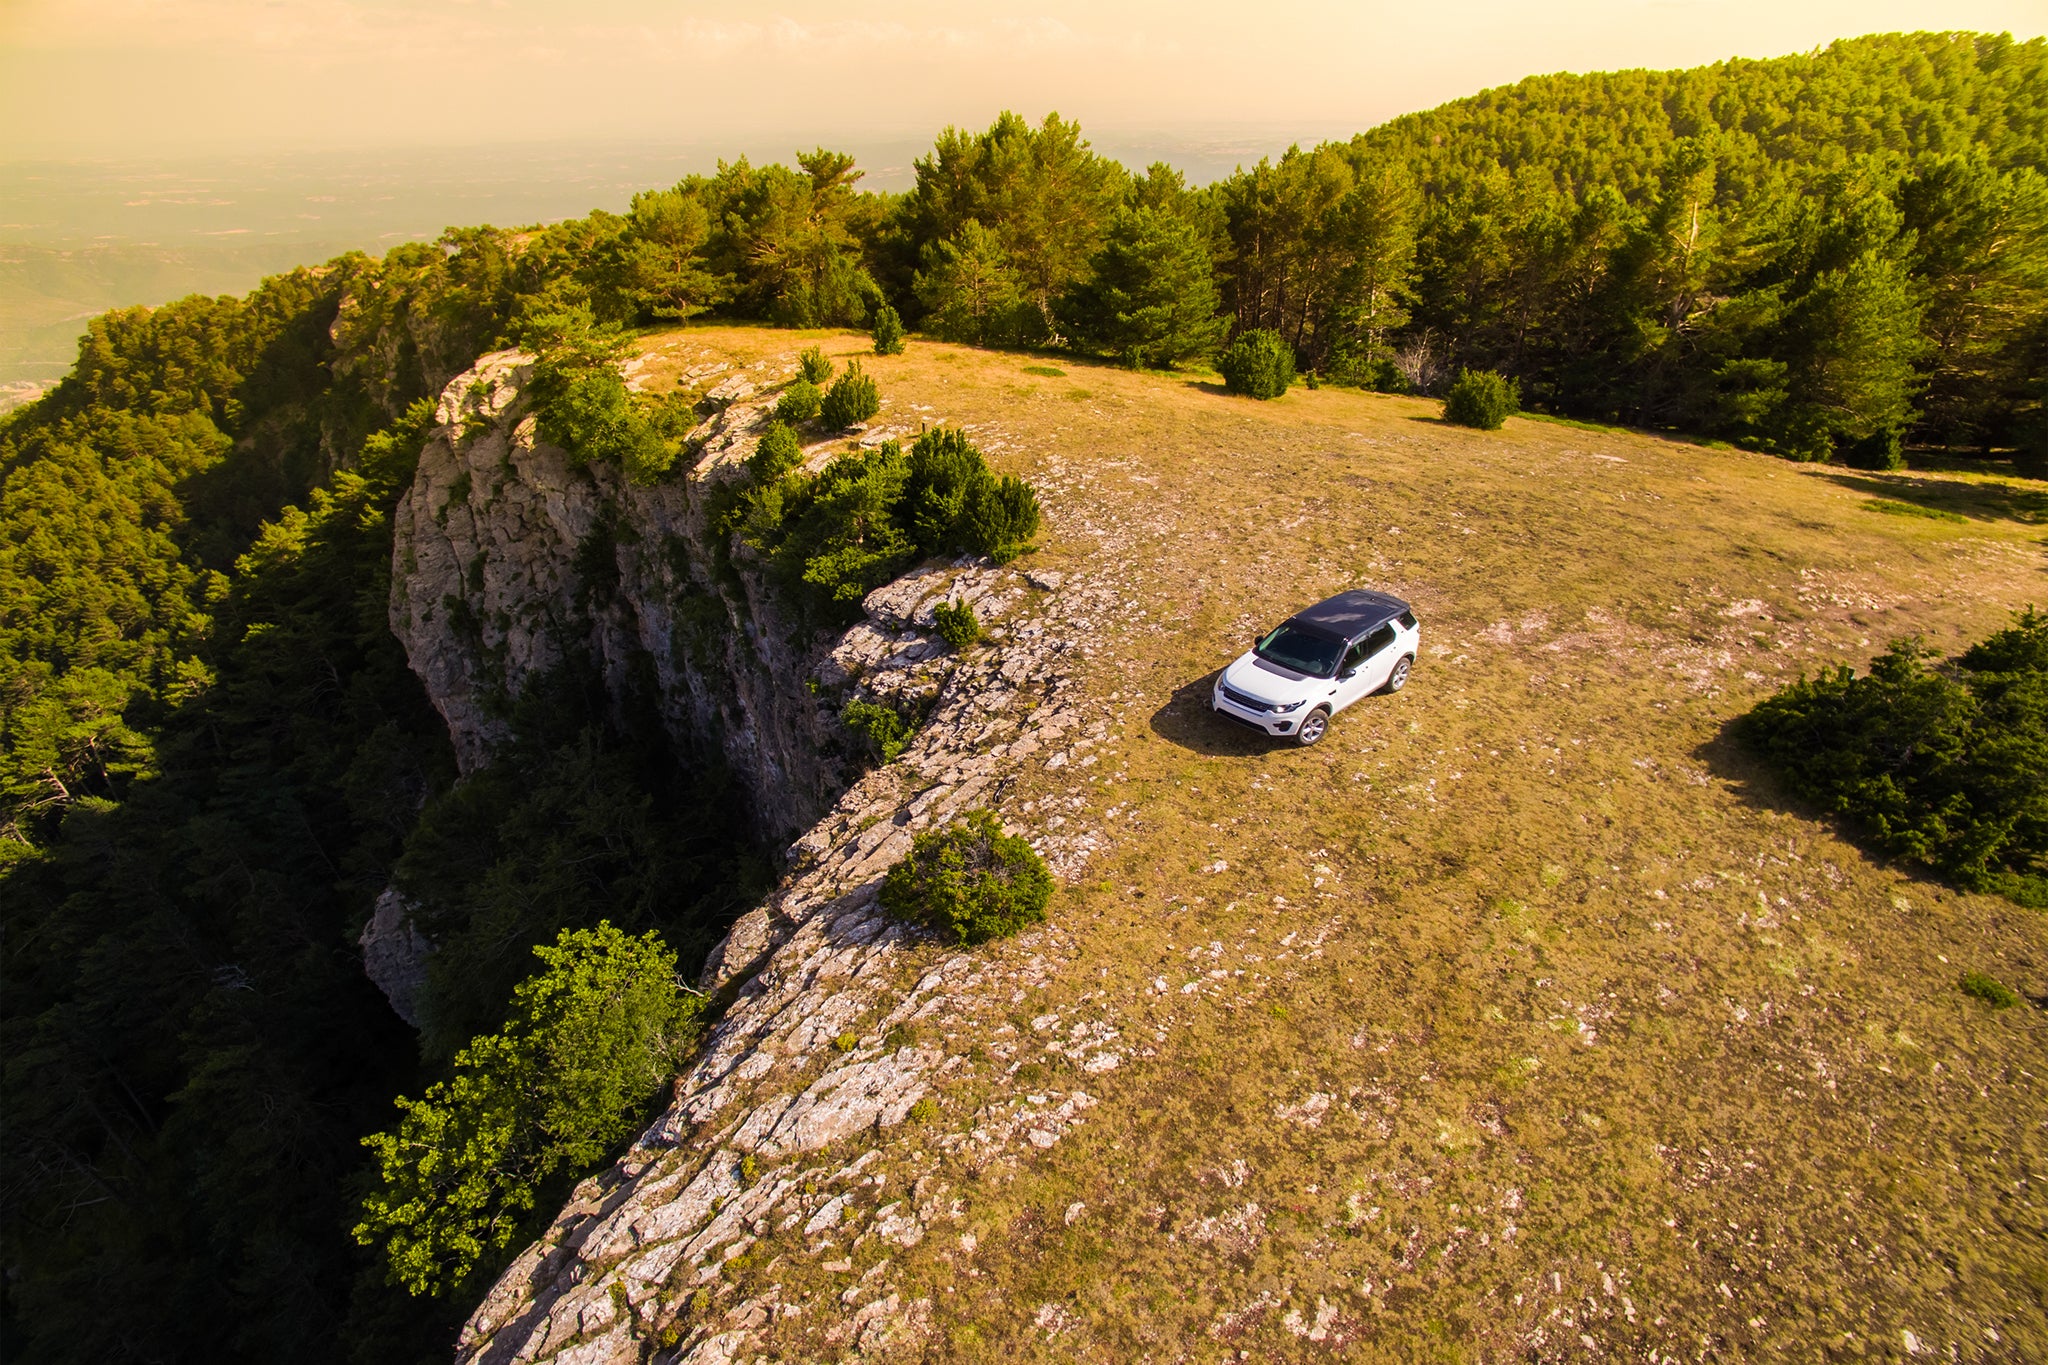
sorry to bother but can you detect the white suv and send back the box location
[1212,590,1419,745]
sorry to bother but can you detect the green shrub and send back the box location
[873,305,906,356]
[747,422,804,483]
[841,697,913,762]
[536,366,678,484]
[907,1096,940,1124]
[797,345,834,384]
[1959,971,2020,1008]
[732,427,1044,625]
[903,427,984,551]
[1219,329,1296,400]
[353,924,699,1296]
[775,379,822,425]
[933,600,982,649]
[1442,368,1520,429]
[820,361,881,429]
[524,300,679,485]
[736,443,915,619]
[962,473,1040,564]
[903,426,1041,563]
[1735,610,2048,905]
[1844,426,1906,470]
[880,809,1054,944]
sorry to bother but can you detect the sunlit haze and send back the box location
[5,1,2042,387]
[5,0,2045,157]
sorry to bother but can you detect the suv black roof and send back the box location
[1287,589,1411,642]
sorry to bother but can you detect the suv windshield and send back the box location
[1255,624,1344,677]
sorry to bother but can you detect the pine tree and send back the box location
[1059,206,1226,367]
[914,221,1033,346]
[1775,251,1927,461]
[872,303,906,355]
[1901,155,2048,450]
[1326,163,1419,385]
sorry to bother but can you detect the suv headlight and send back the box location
[1275,699,1306,713]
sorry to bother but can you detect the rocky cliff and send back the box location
[377,351,1114,1362]
[454,586,1108,1365]
[388,348,859,838]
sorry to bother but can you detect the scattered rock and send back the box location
[359,887,431,1028]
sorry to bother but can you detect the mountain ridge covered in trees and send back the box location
[2,29,2043,1364]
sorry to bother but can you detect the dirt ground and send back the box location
[636,327,2047,1364]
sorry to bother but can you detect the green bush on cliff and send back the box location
[775,378,822,424]
[353,923,701,1298]
[797,345,834,384]
[748,421,805,482]
[756,442,917,615]
[819,361,881,429]
[730,425,1044,623]
[903,426,1041,563]
[961,472,1040,564]
[840,696,914,761]
[880,809,1053,943]
[933,599,983,649]
[523,299,680,485]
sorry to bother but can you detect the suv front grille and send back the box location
[1220,685,1275,713]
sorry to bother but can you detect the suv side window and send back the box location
[1361,623,1397,658]
[1341,638,1372,674]
[1398,609,1417,630]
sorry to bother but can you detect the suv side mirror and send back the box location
[1338,667,1358,680]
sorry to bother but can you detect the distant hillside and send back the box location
[1357,30,2048,203]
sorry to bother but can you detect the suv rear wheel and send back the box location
[1382,656,1412,693]
[1295,706,1331,746]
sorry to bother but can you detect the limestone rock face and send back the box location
[452,576,1101,1365]
[372,352,978,1030]
[359,887,431,1028]
[387,350,853,841]
[382,351,1114,1362]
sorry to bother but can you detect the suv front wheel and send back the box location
[1295,706,1331,746]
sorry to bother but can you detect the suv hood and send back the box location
[1220,652,1333,708]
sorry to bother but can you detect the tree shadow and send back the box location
[1694,715,1963,899]
[1694,718,1808,820]
[1182,379,1233,398]
[1148,670,1282,757]
[1812,470,2048,526]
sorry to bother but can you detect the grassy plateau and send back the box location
[632,326,2046,1363]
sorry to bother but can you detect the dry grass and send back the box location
[639,326,2047,1363]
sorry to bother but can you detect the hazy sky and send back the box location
[4,0,2045,158]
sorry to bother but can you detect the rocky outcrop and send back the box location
[390,349,859,840]
[359,887,431,1028]
[453,567,1108,1365]
[380,350,1124,1362]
